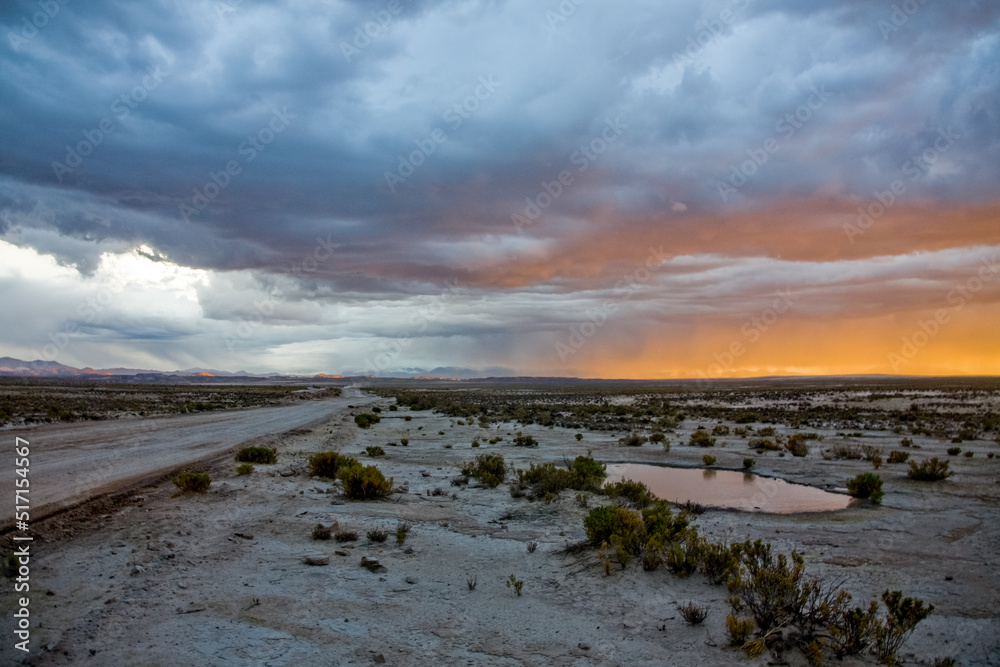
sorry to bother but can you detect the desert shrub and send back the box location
[679,601,709,624]
[861,444,882,461]
[583,505,647,555]
[354,413,380,429]
[367,527,389,542]
[964,450,974,458]
[712,424,730,436]
[846,472,884,503]
[727,540,810,633]
[312,524,332,540]
[334,529,359,542]
[570,455,607,488]
[871,591,933,664]
[702,454,716,466]
[236,446,277,464]
[756,426,776,437]
[516,456,606,499]
[603,478,656,508]
[907,457,953,481]
[236,463,254,475]
[365,445,386,457]
[619,432,647,447]
[513,433,538,447]
[690,428,716,447]
[649,432,666,443]
[526,541,538,553]
[749,438,779,451]
[308,451,360,479]
[726,614,755,647]
[665,527,703,577]
[396,522,410,545]
[339,464,394,500]
[823,443,863,460]
[461,453,507,487]
[404,415,412,421]
[575,433,584,440]
[399,438,409,445]
[785,433,809,457]
[887,450,910,464]
[701,538,743,585]
[388,404,397,411]
[742,457,755,470]
[641,501,690,542]
[172,471,210,493]
[899,437,913,447]
[506,574,523,596]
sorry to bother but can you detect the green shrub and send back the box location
[702,454,716,466]
[726,614,755,647]
[312,524,332,540]
[749,438,779,451]
[235,446,277,464]
[690,429,716,447]
[846,472,884,503]
[236,463,254,476]
[649,432,666,443]
[400,438,409,445]
[461,453,507,487]
[516,455,606,499]
[964,450,974,458]
[742,457,755,470]
[575,433,583,440]
[872,591,934,664]
[396,522,410,545]
[712,424,730,436]
[887,450,910,464]
[365,445,386,457]
[946,447,960,456]
[354,413,381,429]
[603,478,656,508]
[339,464,394,500]
[641,501,690,542]
[513,433,538,447]
[172,471,210,493]
[619,432,646,447]
[907,457,953,481]
[665,527,703,577]
[583,505,647,555]
[308,451,360,479]
[701,539,743,585]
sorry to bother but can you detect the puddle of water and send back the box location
[605,464,852,513]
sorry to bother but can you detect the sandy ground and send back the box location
[2,388,998,666]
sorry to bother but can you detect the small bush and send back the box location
[712,424,730,436]
[308,451,360,479]
[506,574,523,596]
[907,457,953,481]
[679,601,709,624]
[584,505,647,556]
[603,479,656,508]
[312,524,332,540]
[365,445,386,457]
[404,415,412,421]
[236,446,277,464]
[461,453,507,487]
[340,464,394,500]
[964,450,974,458]
[650,432,666,443]
[785,433,809,457]
[334,529,359,542]
[887,450,910,464]
[619,432,647,447]
[236,463,254,476]
[726,614,755,647]
[575,433,583,440]
[946,447,961,456]
[702,454,716,466]
[900,437,913,447]
[513,433,538,447]
[396,522,410,545]
[172,471,210,493]
[367,527,389,542]
[354,413,381,429]
[400,438,409,445]
[526,541,538,553]
[690,428,716,447]
[847,472,884,503]
[823,443,863,460]
[742,457,755,471]
[749,438,779,451]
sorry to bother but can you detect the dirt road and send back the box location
[2,390,360,520]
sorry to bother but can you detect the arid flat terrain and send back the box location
[2,381,998,666]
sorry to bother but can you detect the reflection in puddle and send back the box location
[604,464,852,513]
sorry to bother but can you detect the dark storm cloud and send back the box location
[1,0,998,375]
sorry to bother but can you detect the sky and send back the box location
[0,0,998,379]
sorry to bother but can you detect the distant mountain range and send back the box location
[0,357,281,378]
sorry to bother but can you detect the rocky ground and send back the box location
[2,387,998,666]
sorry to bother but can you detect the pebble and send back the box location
[405,576,417,585]
[304,556,330,566]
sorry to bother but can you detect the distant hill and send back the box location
[0,357,270,378]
